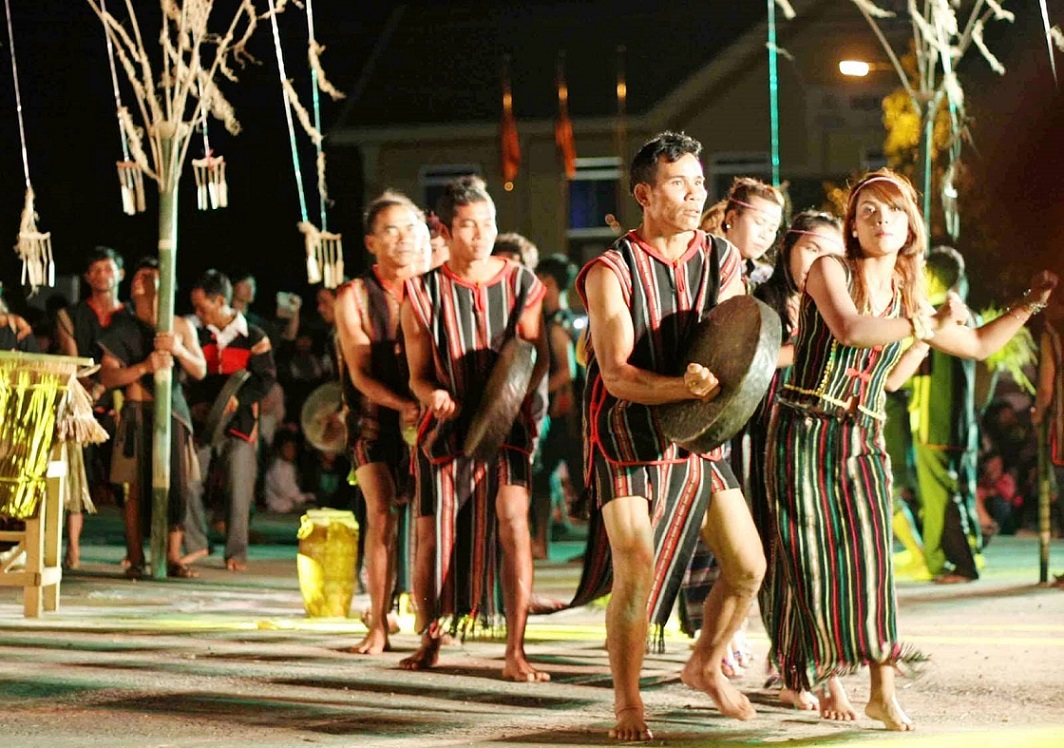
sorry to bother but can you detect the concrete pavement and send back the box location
[1,508,1063,747]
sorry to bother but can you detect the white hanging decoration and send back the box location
[191,154,228,210]
[116,160,146,215]
[17,186,54,290]
[299,221,343,288]
[6,0,52,290]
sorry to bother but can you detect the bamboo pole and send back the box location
[1037,418,1051,584]
[767,0,780,187]
[151,125,180,580]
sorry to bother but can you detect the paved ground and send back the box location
[1,507,1063,747]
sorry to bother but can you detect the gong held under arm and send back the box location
[583,262,704,405]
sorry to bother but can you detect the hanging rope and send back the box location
[4,0,53,289]
[268,0,342,287]
[306,0,327,232]
[99,0,146,215]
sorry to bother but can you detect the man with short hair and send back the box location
[55,246,128,569]
[572,131,765,740]
[187,270,277,571]
[531,253,583,557]
[99,257,206,578]
[909,246,983,582]
[0,284,37,352]
[400,176,550,681]
[334,191,425,654]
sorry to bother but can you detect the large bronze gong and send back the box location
[463,337,537,462]
[657,295,782,453]
[203,369,251,447]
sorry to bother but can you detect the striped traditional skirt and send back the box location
[414,448,531,637]
[766,404,923,690]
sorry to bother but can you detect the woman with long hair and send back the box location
[748,210,844,711]
[765,169,1057,730]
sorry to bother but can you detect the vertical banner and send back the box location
[555,52,577,179]
[500,55,521,185]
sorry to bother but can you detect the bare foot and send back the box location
[399,636,440,670]
[820,677,858,721]
[360,608,401,635]
[502,653,550,683]
[681,657,756,720]
[180,548,209,566]
[225,558,247,572]
[780,688,819,711]
[62,554,80,571]
[350,628,391,655]
[528,594,567,615]
[933,572,974,585]
[865,696,914,731]
[609,704,652,741]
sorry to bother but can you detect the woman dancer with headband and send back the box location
[765,169,1057,731]
[746,210,846,712]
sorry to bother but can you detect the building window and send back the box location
[567,157,621,238]
[419,164,481,213]
[861,147,887,171]
[707,153,771,201]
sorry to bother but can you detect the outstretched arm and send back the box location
[804,256,964,348]
[931,272,1058,361]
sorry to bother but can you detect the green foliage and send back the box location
[978,305,1038,394]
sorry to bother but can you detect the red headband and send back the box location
[846,175,905,211]
[786,228,845,251]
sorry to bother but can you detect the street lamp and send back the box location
[839,60,893,77]
[839,57,933,238]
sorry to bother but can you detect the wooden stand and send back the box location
[0,457,66,616]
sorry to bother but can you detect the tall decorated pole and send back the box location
[767,0,780,187]
[849,0,1018,242]
[151,125,181,572]
[88,1,282,578]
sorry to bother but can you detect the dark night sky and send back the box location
[0,1,1062,317]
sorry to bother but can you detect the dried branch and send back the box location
[852,0,895,19]
[309,40,346,101]
[984,0,1014,23]
[316,150,329,207]
[850,0,918,101]
[282,79,323,144]
[774,0,796,21]
[971,19,1006,74]
[118,107,160,181]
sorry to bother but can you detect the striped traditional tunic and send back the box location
[405,259,545,630]
[766,256,919,690]
[570,230,743,646]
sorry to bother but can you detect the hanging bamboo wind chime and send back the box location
[99,0,145,216]
[269,0,345,288]
[5,0,52,290]
[192,122,229,211]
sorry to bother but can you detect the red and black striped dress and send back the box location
[766,256,922,690]
[570,229,743,646]
[404,259,545,632]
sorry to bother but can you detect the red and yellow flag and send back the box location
[500,58,521,183]
[555,53,576,179]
